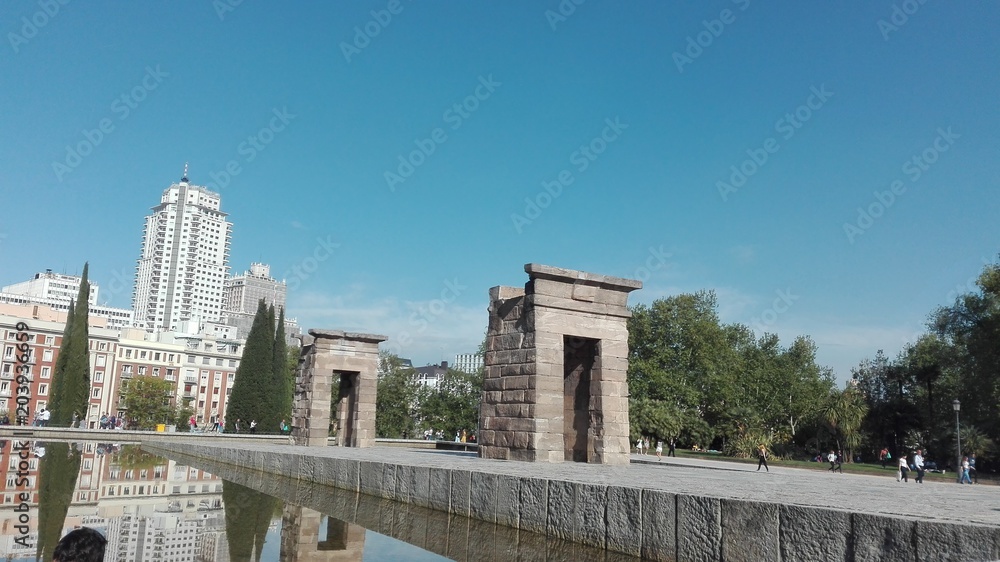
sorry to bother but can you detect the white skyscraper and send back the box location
[132,170,232,332]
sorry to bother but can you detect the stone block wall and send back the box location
[150,442,1000,562]
[480,264,641,464]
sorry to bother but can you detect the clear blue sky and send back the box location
[1,2,997,380]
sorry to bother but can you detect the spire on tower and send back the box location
[181,162,189,183]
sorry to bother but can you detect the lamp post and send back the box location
[953,399,961,483]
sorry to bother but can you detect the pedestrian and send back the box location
[757,444,769,472]
[879,447,889,468]
[643,438,650,455]
[234,419,241,433]
[655,440,663,460]
[212,418,220,432]
[99,413,108,430]
[636,437,643,455]
[189,415,197,431]
[249,419,257,434]
[668,438,676,457]
[960,456,973,484]
[280,419,288,434]
[897,454,909,482]
[827,450,842,473]
[71,412,79,429]
[913,449,925,484]
[969,452,978,484]
[108,415,116,430]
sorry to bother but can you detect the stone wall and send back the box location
[146,442,1000,562]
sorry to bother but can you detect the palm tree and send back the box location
[822,387,868,462]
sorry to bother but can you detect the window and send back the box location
[215,358,223,366]
[41,367,50,379]
[93,371,103,383]
[138,366,147,375]
[99,342,107,351]
[3,347,12,359]
[227,373,235,383]
[96,355,106,367]
[38,384,47,396]
[45,336,54,345]
[140,351,147,359]
[43,349,53,361]
[213,387,219,394]
[229,359,237,367]
[122,365,132,375]
[125,349,133,359]
[92,388,101,399]
[187,355,196,363]
[202,357,210,365]
[153,367,160,376]
[154,352,161,361]
[214,373,221,382]
[168,353,175,362]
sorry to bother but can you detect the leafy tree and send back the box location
[48,263,92,426]
[375,352,421,438]
[227,300,276,430]
[418,368,483,437]
[271,307,292,428]
[821,386,868,461]
[121,375,176,429]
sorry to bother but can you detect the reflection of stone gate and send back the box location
[292,329,386,447]
[479,264,641,464]
[280,506,366,561]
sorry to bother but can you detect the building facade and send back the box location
[133,175,232,333]
[453,353,483,374]
[1,271,133,330]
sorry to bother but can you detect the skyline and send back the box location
[1,2,998,377]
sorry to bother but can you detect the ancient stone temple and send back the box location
[292,329,386,447]
[479,264,642,464]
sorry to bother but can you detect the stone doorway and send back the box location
[564,336,599,462]
[335,372,359,447]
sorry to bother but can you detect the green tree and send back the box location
[227,300,276,430]
[270,307,291,430]
[822,386,868,461]
[418,368,483,437]
[375,352,421,438]
[48,263,91,426]
[121,375,176,429]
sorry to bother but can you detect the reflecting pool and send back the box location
[0,440,638,561]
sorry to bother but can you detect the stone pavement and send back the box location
[149,438,998,528]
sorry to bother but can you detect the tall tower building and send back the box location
[132,170,232,332]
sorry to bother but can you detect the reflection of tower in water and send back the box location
[280,505,365,561]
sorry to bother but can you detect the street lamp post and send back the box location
[953,399,961,484]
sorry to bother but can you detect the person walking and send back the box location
[969,452,978,484]
[636,438,643,455]
[249,419,257,434]
[879,447,890,468]
[913,449,925,484]
[668,438,676,457]
[897,453,909,482]
[655,440,663,460]
[757,444,769,472]
[643,438,650,455]
[960,456,973,484]
[827,450,839,473]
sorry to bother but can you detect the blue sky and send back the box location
[1,1,997,381]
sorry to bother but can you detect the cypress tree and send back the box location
[35,442,82,561]
[49,263,91,426]
[271,307,290,431]
[227,300,274,429]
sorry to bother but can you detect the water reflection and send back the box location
[1,440,638,561]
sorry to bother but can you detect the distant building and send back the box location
[453,353,483,374]
[1,270,133,329]
[414,361,449,389]
[220,262,300,344]
[132,172,232,332]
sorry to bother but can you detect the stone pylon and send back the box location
[479,264,641,464]
[291,329,387,447]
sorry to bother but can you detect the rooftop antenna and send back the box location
[181,162,189,182]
